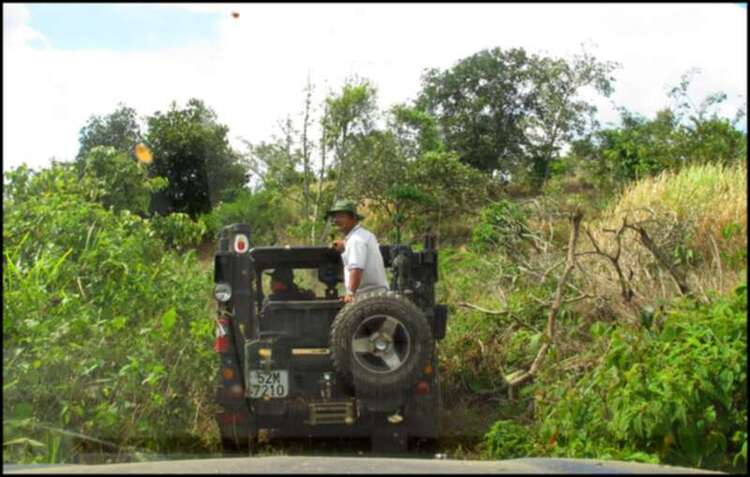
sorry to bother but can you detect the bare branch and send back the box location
[458,302,510,315]
[583,225,634,303]
[506,210,583,389]
[458,303,541,333]
[708,233,723,291]
[624,223,691,296]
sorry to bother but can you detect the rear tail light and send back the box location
[234,234,249,253]
[228,384,244,398]
[214,319,231,353]
[414,380,430,396]
[219,413,245,425]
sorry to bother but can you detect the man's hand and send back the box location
[340,293,355,304]
[332,239,345,253]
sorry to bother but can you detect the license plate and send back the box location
[248,370,288,398]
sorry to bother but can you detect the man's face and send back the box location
[332,212,357,234]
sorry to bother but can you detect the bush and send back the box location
[577,105,747,191]
[78,146,166,215]
[202,189,292,245]
[151,213,208,251]
[484,420,538,459]
[611,161,746,256]
[581,161,747,316]
[470,199,532,254]
[533,283,748,472]
[3,163,216,464]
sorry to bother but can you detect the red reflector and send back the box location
[414,381,430,396]
[234,234,249,253]
[219,413,245,425]
[214,318,231,352]
[214,335,230,353]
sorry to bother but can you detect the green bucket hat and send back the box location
[326,199,364,220]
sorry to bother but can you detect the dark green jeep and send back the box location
[212,224,448,453]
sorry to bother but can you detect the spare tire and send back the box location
[330,291,433,396]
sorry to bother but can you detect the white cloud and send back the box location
[3,3,49,49]
[3,3,747,173]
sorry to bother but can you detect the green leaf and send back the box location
[13,402,34,419]
[3,437,46,448]
[161,307,177,332]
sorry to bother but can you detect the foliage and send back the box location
[346,130,419,243]
[3,163,216,464]
[389,103,444,159]
[406,151,491,241]
[322,77,378,200]
[418,46,617,188]
[243,137,304,191]
[533,283,748,472]
[576,72,747,190]
[77,146,167,215]
[146,98,249,218]
[470,199,534,254]
[201,189,292,245]
[484,420,538,459]
[418,47,534,173]
[435,245,558,398]
[522,48,619,189]
[77,104,143,161]
[600,161,747,283]
[150,213,208,252]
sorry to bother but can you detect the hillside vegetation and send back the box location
[436,161,746,471]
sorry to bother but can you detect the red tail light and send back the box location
[214,319,231,353]
[414,380,430,396]
[219,413,245,425]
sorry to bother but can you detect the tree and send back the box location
[417,47,534,173]
[666,69,747,166]
[405,150,490,241]
[241,134,302,192]
[313,77,378,242]
[389,103,443,160]
[77,104,143,160]
[523,48,618,188]
[78,146,165,215]
[145,99,248,218]
[574,71,747,189]
[417,46,618,189]
[300,75,315,220]
[322,77,378,200]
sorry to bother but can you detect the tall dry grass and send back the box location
[578,161,747,318]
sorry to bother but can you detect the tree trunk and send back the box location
[312,114,328,245]
[301,75,313,227]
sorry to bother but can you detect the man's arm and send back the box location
[344,268,363,303]
[348,268,363,294]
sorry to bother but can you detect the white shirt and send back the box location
[341,224,389,295]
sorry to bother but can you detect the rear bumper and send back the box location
[216,394,439,441]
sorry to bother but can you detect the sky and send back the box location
[3,3,748,173]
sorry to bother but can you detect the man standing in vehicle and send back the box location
[328,200,389,304]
